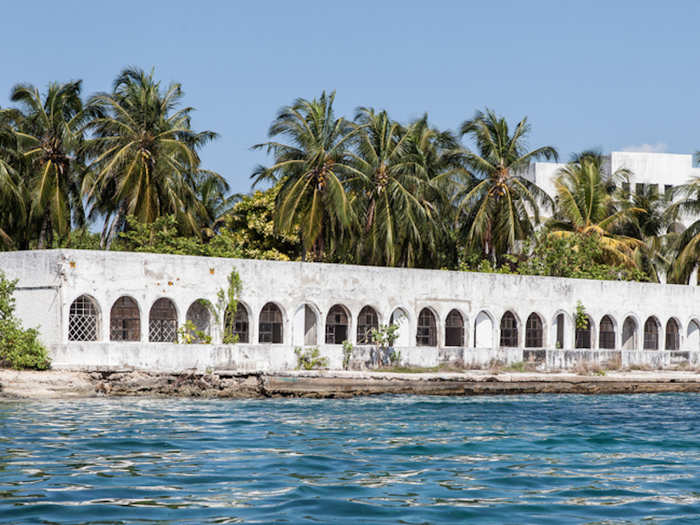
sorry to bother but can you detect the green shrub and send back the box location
[0,271,50,370]
[294,347,329,370]
[342,340,353,370]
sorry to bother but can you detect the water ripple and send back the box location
[0,394,699,524]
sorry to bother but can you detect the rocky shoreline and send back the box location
[1,369,700,399]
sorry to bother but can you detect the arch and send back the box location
[643,316,660,350]
[665,318,680,350]
[599,315,616,349]
[109,296,140,341]
[687,319,700,351]
[293,303,319,346]
[499,311,519,347]
[357,306,379,344]
[259,302,283,344]
[224,302,251,343]
[416,307,437,347]
[552,311,568,349]
[390,307,410,347]
[575,315,593,349]
[185,300,211,342]
[149,298,178,342]
[69,294,100,341]
[325,304,350,344]
[474,310,494,348]
[525,313,544,348]
[445,309,465,347]
[622,316,638,350]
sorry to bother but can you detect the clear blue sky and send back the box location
[2,1,699,193]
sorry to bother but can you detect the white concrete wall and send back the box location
[2,249,700,371]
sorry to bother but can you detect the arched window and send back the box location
[445,310,464,347]
[259,303,283,344]
[665,319,680,350]
[599,315,616,349]
[525,313,543,348]
[149,298,177,342]
[69,295,99,341]
[224,304,250,343]
[110,296,140,341]
[554,313,565,349]
[416,308,437,346]
[185,300,211,343]
[325,305,350,344]
[643,317,659,350]
[357,306,379,344]
[622,317,637,350]
[500,311,518,347]
[575,315,592,349]
[390,308,410,347]
[687,320,700,351]
[474,311,494,348]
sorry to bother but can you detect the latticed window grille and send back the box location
[575,317,592,349]
[500,312,518,347]
[525,313,543,348]
[665,319,680,350]
[416,308,437,346]
[325,305,349,344]
[356,306,378,344]
[644,317,659,349]
[444,309,464,347]
[259,303,283,344]
[69,295,98,341]
[224,305,249,343]
[149,298,177,342]
[110,296,140,341]
[599,316,616,349]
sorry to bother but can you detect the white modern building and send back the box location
[523,151,700,205]
[1,249,699,372]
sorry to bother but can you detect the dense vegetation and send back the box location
[2,69,700,283]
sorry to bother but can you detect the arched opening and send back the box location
[149,298,177,342]
[687,320,700,351]
[185,300,211,343]
[357,306,379,344]
[499,311,518,347]
[525,313,543,348]
[259,303,283,344]
[445,309,465,347]
[390,308,410,346]
[622,317,637,350]
[325,304,350,344]
[416,308,437,347]
[69,295,99,341]
[474,311,494,348]
[224,303,250,343]
[643,316,660,350]
[575,315,592,349]
[665,318,680,350]
[293,304,317,346]
[553,313,566,349]
[109,296,140,341]
[599,315,616,349]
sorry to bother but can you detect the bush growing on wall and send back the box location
[0,271,50,370]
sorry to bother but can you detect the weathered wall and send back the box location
[2,249,700,372]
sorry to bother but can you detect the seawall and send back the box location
[2,370,699,399]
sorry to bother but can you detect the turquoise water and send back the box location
[1,395,699,524]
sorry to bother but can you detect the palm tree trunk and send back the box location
[37,211,50,249]
[104,202,127,250]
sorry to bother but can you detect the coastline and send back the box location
[1,369,699,399]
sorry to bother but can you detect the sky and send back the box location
[2,1,699,194]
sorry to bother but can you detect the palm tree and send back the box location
[349,108,448,266]
[0,81,88,247]
[456,109,557,262]
[548,155,643,267]
[0,114,26,248]
[664,174,700,283]
[83,68,217,248]
[193,170,239,239]
[251,91,361,259]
